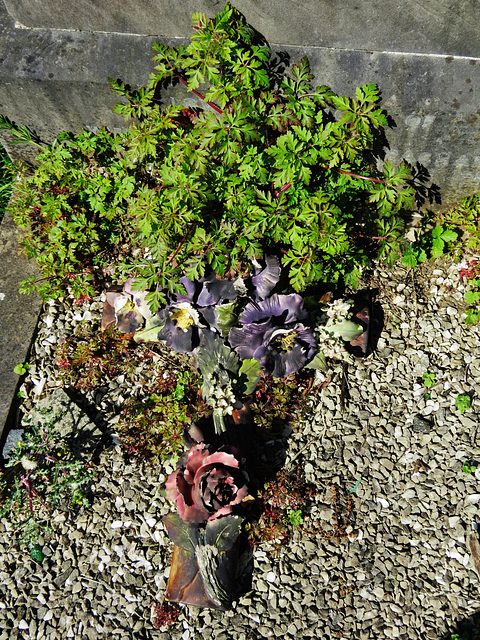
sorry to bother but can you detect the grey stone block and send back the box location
[3,0,480,57]
[1,3,479,207]
[2,427,24,460]
[0,209,41,445]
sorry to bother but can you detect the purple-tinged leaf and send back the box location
[350,307,370,354]
[239,294,308,325]
[251,255,281,299]
[115,300,144,334]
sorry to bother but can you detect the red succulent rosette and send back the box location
[166,444,248,523]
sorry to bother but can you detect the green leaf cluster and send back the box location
[7,2,415,301]
[438,193,480,253]
[464,275,480,324]
[117,369,209,464]
[422,371,436,388]
[0,142,13,224]
[462,462,477,474]
[455,393,472,414]
[402,224,458,268]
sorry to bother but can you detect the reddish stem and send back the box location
[274,182,292,199]
[30,486,51,510]
[174,69,392,190]
[167,221,196,266]
[328,166,389,186]
[175,75,223,114]
[19,477,50,514]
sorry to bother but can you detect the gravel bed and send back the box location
[2,258,480,640]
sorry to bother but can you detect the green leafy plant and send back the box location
[402,224,458,268]
[247,466,316,549]
[285,508,303,526]
[7,2,415,304]
[436,193,480,253]
[0,408,95,549]
[0,115,44,149]
[465,307,480,324]
[0,142,13,224]
[429,225,459,259]
[450,628,480,640]
[13,362,30,376]
[422,371,436,388]
[462,462,477,474]
[455,394,472,414]
[249,371,304,433]
[54,324,136,392]
[458,260,480,324]
[117,369,209,463]
[465,285,480,306]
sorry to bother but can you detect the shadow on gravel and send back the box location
[442,609,480,640]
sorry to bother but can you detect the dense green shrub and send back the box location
[7,2,415,305]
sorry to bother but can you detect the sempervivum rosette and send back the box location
[166,444,249,523]
[228,293,316,378]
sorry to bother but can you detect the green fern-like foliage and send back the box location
[8,2,415,302]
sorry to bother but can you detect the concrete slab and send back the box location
[0,208,42,445]
[25,389,104,460]
[3,0,480,58]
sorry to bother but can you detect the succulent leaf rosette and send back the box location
[195,332,260,434]
[229,293,316,378]
[166,443,249,523]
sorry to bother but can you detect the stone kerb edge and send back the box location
[0,205,42,451]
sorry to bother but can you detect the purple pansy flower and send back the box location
[229,293,316,378]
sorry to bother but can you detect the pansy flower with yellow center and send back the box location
[229,293,316,378]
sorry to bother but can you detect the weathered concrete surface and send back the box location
[1,1,479,207]
[4,0,480,58]
[0,208,42,444]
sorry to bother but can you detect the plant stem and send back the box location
[167,221,196,266]
[175,70,392,188]
[174,74,224,115]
